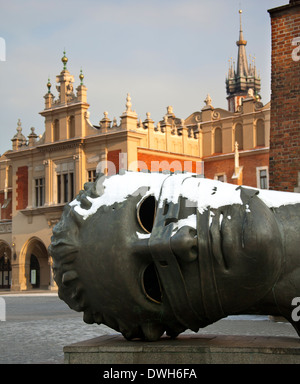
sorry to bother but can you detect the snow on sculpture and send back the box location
[49,171,300,341]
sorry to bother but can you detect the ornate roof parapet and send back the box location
[158,106,182,134]
[138,118,144,129]
[99,111,112,132]
[140,112,154,130]
[166,105,175,118]
[201,94,215,121]
[155,121,161,132]
[112,117,118,128]
[44,52,88,109]
[120,93,138,130]
[28,127,38,147]
[121,93,138,118]
[85,111,95,131]
[142,113,155,147]
[202,94,214,110]
[44,78,54,109]
[76,68,87,103]
[55,68,75,105]
[11,119,27,150]
[160,112,172,133]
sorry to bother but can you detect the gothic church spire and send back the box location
[236,10,249,79]
[226,10,261,112]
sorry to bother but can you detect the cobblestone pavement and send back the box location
[0,292,298,364]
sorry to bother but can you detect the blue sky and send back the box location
[0,0,285,156]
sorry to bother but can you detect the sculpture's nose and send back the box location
[171,226,198,263]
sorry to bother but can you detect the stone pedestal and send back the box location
[64,334,300,364]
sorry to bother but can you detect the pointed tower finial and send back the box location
[237,9,247,46]
[238,9,245,43]
[11,118,27,150]
[204,94,212,106]
[61,50,68,70]
[17,118,22,132]
[47,77,52,93]
[236,9,248,79]
[79,68,84,85]
[126,93,132,112]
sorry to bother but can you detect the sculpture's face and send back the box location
[49,172,284,341]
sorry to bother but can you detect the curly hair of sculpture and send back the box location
[49,171,300,341]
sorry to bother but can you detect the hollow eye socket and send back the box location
[142,263,162,304]
[137,195,157,233]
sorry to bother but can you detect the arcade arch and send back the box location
[21,237,50,289]
[0,241,12,289]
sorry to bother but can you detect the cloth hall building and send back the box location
[0,13,271,291]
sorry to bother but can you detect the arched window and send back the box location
[256,120,265,147]
[235,123,243,150]
[53,119,59,141]
[69,116,75,139]
[214,128,222,153]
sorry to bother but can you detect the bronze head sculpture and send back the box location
[49,171,300,341]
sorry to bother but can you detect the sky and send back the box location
[0,0,286,156]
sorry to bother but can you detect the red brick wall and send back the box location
[268,3,300,191]
[107,150,121,175]
[137,152,201,173]
[204,152,269,188]
[16,166,28,210]
[241,153,269,187]
[0,191,12,220]
[138,150,268,188]
[204,157,236,184]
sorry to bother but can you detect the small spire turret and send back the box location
[11,119,27,150]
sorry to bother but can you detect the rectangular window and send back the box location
[57,175,61,203]
[88,170,96,183]
[70,172,74,201]
[57,172,74,203]
[35,178,45,207]
[63,174,68,203]
[259,169,268,189]
[214,173,227,183]
[256,167,269,190]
